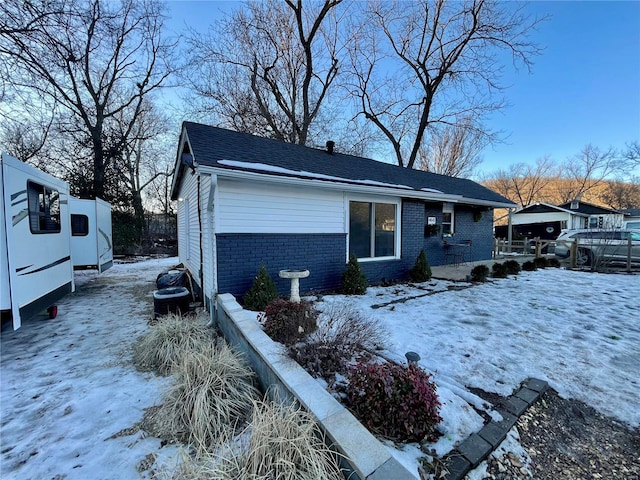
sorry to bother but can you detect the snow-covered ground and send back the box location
[1,258,638,479]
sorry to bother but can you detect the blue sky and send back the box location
[164,1,640,174]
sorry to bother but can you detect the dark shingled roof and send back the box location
[177,121,514,206]
[557,201,620,215]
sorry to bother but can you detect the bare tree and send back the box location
[417,116,488,177]
[348,0,544,168]
[482,156,557,207]
[0,0,175,199]
[109,100,174,238]
[185,0,344,146]
[598,179,640,211]
[555,144,622,204]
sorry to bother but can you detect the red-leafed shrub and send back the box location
[346,360,442,442]
[263,299,318,345]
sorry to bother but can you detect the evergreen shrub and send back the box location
[492,262,508,278]
[522,260,537,271]
[548,258,561,268]
[409,250,432,282]
[470,264,490,282]
[533,256,550,269]
[243,265,278,311]
[341,255,368,295]
[503,260,522,275]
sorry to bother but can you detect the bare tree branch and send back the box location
[349,0,545,168]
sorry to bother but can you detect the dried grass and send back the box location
[168,399,346,480]
[132,312,214,375]
[159,342,259,455]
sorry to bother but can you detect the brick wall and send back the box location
[216,233,347,300]
[421,203,494,266]
[215,202,495,300]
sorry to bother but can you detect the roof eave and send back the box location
[199,165,515,208]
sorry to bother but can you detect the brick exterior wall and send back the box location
[216,233,347,300]
[215,201,495,300]
[422,202,494,266]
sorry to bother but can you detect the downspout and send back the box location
[197,174,204,299]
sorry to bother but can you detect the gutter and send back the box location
[198,165,516,209]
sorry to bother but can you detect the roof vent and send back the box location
[325,140,335,154]
[570,199,579,210]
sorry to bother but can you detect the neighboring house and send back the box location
[509,201,625,240]
[621,209,640,229]
[170,122,515,305]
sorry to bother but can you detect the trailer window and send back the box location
[27,181,61,234]
[71,214,89,236]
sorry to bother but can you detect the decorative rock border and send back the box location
[442,378,549,480]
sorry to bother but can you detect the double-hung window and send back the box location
[349,200,399,260]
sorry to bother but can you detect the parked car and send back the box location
[554,229,640,266]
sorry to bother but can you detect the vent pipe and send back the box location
[326,140,335,154]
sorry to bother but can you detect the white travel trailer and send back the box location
[70,197,113,272]
[1,153,75,330]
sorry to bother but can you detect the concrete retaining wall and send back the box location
[215,293,418,480]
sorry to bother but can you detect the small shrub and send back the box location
[548,257,561,268]
[470,264,489,282]
[243,265,279,311]
[346,360,442,442]
[522,260,537,271]
[263,299,318,345]
[533,256,550,269]
[341,255,368,295]
[158,343,259,455]
[288,303,388,381]
[503,260,521,275]
[409,249,432,283]
[133,313,214,375]
[492,262,508,278]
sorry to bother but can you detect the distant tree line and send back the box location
[482,142,640,211]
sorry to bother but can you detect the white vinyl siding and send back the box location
[176,172,201,278]
[217,179,344,234]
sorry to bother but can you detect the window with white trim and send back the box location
[349,200,398,260]
[442,202,455,235]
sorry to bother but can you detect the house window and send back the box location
[27,181,60,234]
[71,214,89,236]
[442,202,455,235]
[349,201,398,260]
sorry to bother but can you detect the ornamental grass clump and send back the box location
[133,312,214,375]
[409,249,432,282]
[263,299,318,345]
[159,342,259,455]
[346,360,442,443]
[243,264,279,311]
[171,399,345,480]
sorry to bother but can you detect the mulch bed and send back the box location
[478,388,640,479]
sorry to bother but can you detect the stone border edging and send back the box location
[442,378,549,480]
[215,293,418,480]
